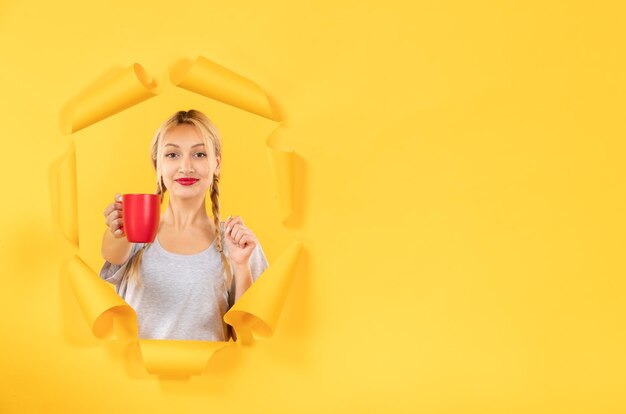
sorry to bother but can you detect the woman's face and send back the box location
[159,124,220,200]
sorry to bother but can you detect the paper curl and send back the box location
[225,239,302,343]
[67,254,138,340]
[268,148,295,223]
[138,339,233,376]
[60,63,158,134]
[55,145,79,246]
[171,55,279,121]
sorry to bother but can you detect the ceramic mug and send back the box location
[120,194,160,243]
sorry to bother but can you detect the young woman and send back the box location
[99,109,268,342]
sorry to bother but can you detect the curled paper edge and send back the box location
[67,255,138,341]
[55,144,79,246]
[137,339,234,376]
[60,63,158,135]
[170,55,280,121]
[224,239,303,341]
[267,145,295,224]
[266,125,296,223]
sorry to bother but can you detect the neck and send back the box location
[162,194,211,232]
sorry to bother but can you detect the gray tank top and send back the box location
[99,221,269,341]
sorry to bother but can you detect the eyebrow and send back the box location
[164,143,205,148]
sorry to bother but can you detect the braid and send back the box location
[156,175,166,204]
[211,174,233,295]
[120,243,149,288]
[210,174,222,253]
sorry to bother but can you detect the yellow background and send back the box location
[1,1,625,412]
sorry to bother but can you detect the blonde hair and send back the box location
[120,109,233,301]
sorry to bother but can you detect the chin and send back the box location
[173,187,210,198]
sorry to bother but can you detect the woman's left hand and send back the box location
[224,215,258,266]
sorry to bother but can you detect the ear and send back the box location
[214,156,221,176]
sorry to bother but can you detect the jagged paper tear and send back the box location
[55,55,302,376]
[66,239,302,375]
[52,144,79,246]
[266,126,295,223]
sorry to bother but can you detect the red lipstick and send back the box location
[176,178,199,186]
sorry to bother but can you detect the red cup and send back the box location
[120,194,160,243]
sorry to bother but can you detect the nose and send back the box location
[178,154,195,173]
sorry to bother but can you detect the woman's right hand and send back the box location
[103,193,125,238]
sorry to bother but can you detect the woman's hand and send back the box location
[224,215,258,266]
[103,193,126,239]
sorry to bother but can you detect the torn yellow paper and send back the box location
[170,55,279,121]
[268,147,295,223]
[57,55,301,376]
[60,63,158,134]
[67,255,137,340]
[56,145,78,246]
[224,239,302,340]
[266,126,296,222]
[138,339,234,376]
